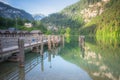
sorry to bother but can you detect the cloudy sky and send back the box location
[0,0,79,15]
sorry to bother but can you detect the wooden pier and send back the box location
[0,30,61,67]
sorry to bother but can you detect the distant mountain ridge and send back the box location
[0,1,34,20]
[33,14,45,20]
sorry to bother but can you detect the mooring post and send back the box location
[18,38,25,67]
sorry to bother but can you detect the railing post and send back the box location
[18,38,25,67]
[0,38,2,53]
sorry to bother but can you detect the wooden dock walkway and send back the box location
[0,30,62,66]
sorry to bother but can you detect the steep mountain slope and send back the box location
[0,2,34,20]
[41,0,120,36]
[41,0,109,34]
[80,0,120,36]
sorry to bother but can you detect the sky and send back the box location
[0,0,79,15]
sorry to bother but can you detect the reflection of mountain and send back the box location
[59,36,120,80]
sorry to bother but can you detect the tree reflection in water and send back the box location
[59,36,120,80]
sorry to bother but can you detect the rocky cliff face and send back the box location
[80,0,110,22]
[0,2,34,21]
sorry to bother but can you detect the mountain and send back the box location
[41,0,120,36]
[0,2,34,20]
[41,0,104,30]
[33,14,45,20]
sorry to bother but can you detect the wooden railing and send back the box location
[0,35,61,54]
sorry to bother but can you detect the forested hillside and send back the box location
[80,0,120,35]
[41,0,104,34]
[41,0,120,36]
[0,2,47,33]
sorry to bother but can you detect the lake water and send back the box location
[0,36,120,80]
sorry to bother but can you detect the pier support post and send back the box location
[52,35,55,48]
[18,38,25,67]
[48,35,51,50]
[55,36,58,47]
[40,35,44,55]
[61,35,64,47]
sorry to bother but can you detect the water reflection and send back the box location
[58,36,120,80]
[19,68,25,80]
[88,38,120,80]
[0,53,41,80]
[26,47,92,80]
[82,42,120,80]
[79,36,85,58]
[2,35,119,80]
[0,44,92,80]
[41,55,44,72]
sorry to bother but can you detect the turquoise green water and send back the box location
[0,36,120,80]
